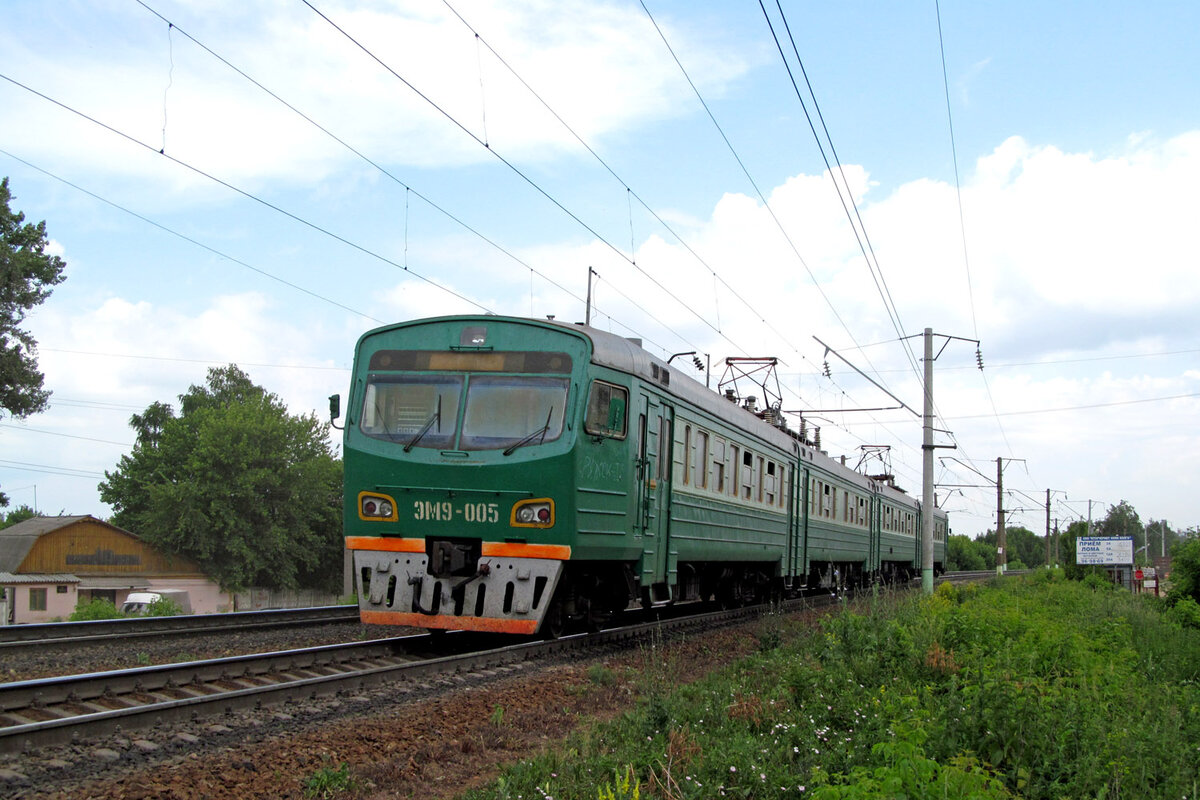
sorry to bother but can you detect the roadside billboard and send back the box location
[1077,536,1134,565]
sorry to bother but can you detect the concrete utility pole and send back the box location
[921,329,936,594]
[916,328,977,594]
[996,457,1006,574]
[585,266,596,326]
[1045,489,1052,567]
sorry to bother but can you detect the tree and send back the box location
[99,365,343,592]
[1167,537,1200,606]
[946,534,988,570]
[1097,500,1143,546]
[0,503,37,529]
[1,177,67,506]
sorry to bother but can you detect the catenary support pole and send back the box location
[996,457,1006,574]
[921,328,935,594]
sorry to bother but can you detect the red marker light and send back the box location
[537,507,550,522]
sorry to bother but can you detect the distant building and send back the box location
[0,515,231,624]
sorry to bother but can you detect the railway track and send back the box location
[0,601,766,754]
[0,572,997,755]
[0,605,360,656]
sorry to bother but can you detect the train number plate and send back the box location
[413,500,500,523]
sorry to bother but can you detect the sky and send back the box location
[1,0,1198,542]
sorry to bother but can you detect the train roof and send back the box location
[366,315,936,512]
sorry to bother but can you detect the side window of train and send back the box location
[692,430,709,489]
[711,437,726,492]
[741,450,754,500]
[584,381,628,439]
[682,425,691,485]
[657,415,670,481]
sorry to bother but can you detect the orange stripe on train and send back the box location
[359,609,539,635]
[345,537,570,560]
[344,536,424,552]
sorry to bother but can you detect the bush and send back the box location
[69,597,123,621]
[1167,595,1200,630]
[146,596,185,616]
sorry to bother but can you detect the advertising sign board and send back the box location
[1077,536,1134,565]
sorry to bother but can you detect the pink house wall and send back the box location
[9,582,78,624]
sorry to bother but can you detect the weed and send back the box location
[303,760,356,799]
[586,663,617,686]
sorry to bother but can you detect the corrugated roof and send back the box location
[0,572,80,584]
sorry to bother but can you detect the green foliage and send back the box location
[0,177,68,506]
[1166,596,1200,630]
[0,177,67,426]
[303,761,357,798]
[977,525,1046,569]
[463,576,1200,800]
[1168,537,1200,605]
[946,534,989,570]
[586,663,617,686]
[145,596,184,617]
[595,767,640,800]
[69,597,123,621]
[99,365,343,592]
[0,503,36,529]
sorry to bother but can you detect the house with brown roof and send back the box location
[0,515,231,624]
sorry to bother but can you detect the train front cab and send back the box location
[341,317,589,636]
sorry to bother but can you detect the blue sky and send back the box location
[1,0,1197,542]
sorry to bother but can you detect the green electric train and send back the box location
[334,315,946,636]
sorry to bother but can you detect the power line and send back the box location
[0,148,383,325]
[761,0,922,385]
[42,348,351,372]
[131,1,666,356]
[0,424,132,448]
[0,460,106,479]
[301,0,725,357]
[0,72,491,314]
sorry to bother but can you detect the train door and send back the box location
[786,464,806,586]
[635,392,674,601]
[868,491,881,578]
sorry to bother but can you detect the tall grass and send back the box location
[463,572,1200,799]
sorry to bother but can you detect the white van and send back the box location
[121,589,192,615]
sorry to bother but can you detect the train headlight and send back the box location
[511,498,554,528]
[358,491,398,521]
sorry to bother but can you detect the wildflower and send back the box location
[730,766,737,773]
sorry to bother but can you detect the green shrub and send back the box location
[69,597,123,621]
[145,596,184,616]
[1167,595,1200,630]
[303,761,356,798]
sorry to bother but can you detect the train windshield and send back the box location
[359,373,569,452]
[460,376,568,451]
[360,375,463,449]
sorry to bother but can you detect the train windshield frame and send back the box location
[358,350,573,453]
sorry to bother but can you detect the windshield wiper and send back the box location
[502,408,554,456]
[403,395,442,452]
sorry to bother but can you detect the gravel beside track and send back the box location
[1,623,410,683]
[0,610,821,799]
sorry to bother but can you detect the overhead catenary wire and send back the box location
[132,0,671,357]
[762,0,922,386]
[301,0,729,359]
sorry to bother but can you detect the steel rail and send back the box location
[0,603,757,753]
[0,572,999,753]
[0,605,360,653]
